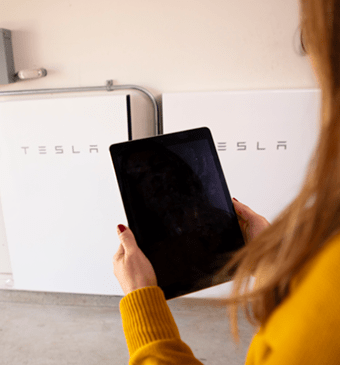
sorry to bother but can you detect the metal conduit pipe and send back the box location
[0,80,162,135]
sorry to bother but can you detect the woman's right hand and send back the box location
[232,198,270,244]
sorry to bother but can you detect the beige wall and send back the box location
[2,0,316,91]
[0,0,317,278]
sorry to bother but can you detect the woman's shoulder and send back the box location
[260,231,340,352]
[290,230,340,292]
[249,232,340,364]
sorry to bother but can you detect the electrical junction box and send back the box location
[0,29,15,84]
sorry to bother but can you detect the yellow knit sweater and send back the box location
[120,233,340,364]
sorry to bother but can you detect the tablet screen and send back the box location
[110,127,244,299]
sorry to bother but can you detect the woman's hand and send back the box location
[113,224,157,295]
[232,198,270,244]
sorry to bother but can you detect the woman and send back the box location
[113,0,340,363]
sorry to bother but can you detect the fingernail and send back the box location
[117,224,127,234]
[233,198,239,202]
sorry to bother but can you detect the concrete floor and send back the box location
[0,289,255,365]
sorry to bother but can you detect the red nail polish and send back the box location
[233,198,239,202]
[118,224,127,234]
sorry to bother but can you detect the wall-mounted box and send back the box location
[0,29,15,84]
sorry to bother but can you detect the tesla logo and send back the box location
[217,141,287,151]
[21,145,99,155]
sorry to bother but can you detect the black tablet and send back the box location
[109,127,244,299]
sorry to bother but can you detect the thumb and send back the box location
[117,224,139,252]
[232,198,254,222]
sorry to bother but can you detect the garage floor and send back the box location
[0,289,255,365]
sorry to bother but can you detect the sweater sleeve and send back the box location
[120,286,204,365]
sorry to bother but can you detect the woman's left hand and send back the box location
[113,224,157,295]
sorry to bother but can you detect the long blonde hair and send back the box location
[226,0,340,341]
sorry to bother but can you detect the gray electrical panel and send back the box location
[0,28,15,84]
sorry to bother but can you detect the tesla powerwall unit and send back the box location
[0,94,130,295]
[163,89,321,222]
[163,89,321,298]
